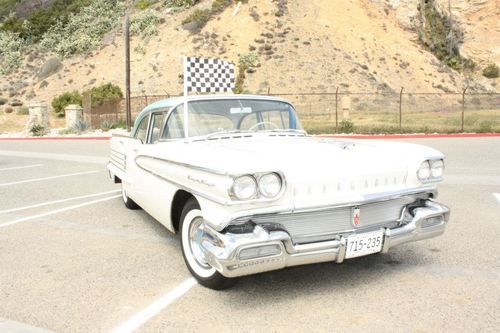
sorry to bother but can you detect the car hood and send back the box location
[153,134,443,204]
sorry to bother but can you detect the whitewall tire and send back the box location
[180,198,236,289]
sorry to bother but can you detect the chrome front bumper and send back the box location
[201,200,450,278]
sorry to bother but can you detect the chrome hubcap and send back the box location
[189,217,210,269]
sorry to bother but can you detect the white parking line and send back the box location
[0,317,55,333]
[0,189,121,214]
[110,278,197,333]
[0,170,98,187]
[0,195,121,228]
[494,193,500,203]
[0,164,42,172]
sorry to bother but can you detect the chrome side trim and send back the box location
[134,155,288,206]
[134,157,228,205]
[136,154,228,176]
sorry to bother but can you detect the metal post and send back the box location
[125,15,131,132]
[267,87,270,95]
[461,87,467,132]
[335,87,339,132]
[399,87,404,130]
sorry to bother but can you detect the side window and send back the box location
[134,116,149,143]
[149,113,164,144]
[162,107,184,139]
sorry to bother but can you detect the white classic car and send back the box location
[108,95,450,289]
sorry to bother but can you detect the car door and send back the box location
[124,113,151,203]
[131,110,181,229]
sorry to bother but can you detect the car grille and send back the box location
[249,195,419,244]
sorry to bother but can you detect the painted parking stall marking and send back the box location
[0,164,42,172]
[0,170,99,187]
[110,278,198,333]
[0,195,121,228]
[0,189,121,214]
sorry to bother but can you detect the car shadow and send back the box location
[220,245,439,300]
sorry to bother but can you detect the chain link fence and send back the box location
[85,91,500,133]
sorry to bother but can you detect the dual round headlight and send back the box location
[231,173,283,201]
[417,159,444,182]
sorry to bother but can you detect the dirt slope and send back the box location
[2,0,498,110]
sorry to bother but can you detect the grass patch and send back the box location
[300,109,500,134]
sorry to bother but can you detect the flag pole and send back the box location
[183,56,189,139]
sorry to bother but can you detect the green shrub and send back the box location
[40,0,125,57]
[181,0,234,32]
[482,63,499,79]
[135,0,156,9]
[100,120,113,131]
[0,97,7,105]
[85,83,123,107]
[52,91,82,117]
[182,9,211,31]
[30,124,46,136]
[235,52,259,94]
[0,30,25,74]
[130,8,162,38]
[239,52,258,68]
[164,0,200,8]
[4,107,14,114]
[1,1,94,41]
[16,106,29,115]
[73,119,89,132]
[339,119,355,133]
[417,0,474,72]
[111,120,127,129]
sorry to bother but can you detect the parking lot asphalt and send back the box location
[0,137,499,333]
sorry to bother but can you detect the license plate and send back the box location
[345,230,384,259]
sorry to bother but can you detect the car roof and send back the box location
[136,94,292,122]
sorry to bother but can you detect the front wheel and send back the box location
[180,198,236,290]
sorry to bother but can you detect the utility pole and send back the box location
[448,0,454,56]
[125,14,132,132]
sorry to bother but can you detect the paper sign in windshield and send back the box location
[230,107,252,114]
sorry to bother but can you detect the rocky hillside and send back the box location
[0,0,498,111]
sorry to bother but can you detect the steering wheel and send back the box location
[248,121,280,131]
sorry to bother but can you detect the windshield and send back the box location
[162,99,304,139]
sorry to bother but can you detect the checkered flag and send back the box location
[184,56,235,93]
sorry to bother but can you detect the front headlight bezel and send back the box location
[229,175,258,201]
[229,171,285,202]
[417,158,444,183]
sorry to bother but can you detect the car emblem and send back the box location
[352,207,361,227]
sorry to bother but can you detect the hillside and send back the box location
[0,0,498,113]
